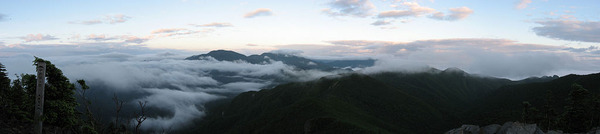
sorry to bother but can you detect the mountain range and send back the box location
[186,70,600,133]
[66,49,598,133]
[170,51,600,133]
[184,50,375,71]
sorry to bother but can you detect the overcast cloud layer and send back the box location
[279,38,600,78]
[0,43,342,131]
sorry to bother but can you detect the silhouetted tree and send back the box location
[33,57,80,130]
[110,93,127,134]
[0,74,34,133]
[589,94,600,129]
[76,79,99,134]
[542,90,558,131]
[0,62,9,94]
[522,101,532,123]
[0,63,27,131]
[0,62,10,118]
[134,101,148,134]
[563,84,591,132]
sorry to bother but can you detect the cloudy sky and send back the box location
[1,0,600,78]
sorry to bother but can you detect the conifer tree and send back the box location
[563,83,591,132]
[33,57,80,129]
[522,101,532,123]
[542,90,557,131]
[0,63,9,93]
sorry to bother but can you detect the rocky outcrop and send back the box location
[445,125,480,134]
[481,124,501,134]
[445,121,544,134]
[497,122,544,134]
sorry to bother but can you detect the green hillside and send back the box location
[370,68,512,113]
[193,74,445,133]
[190,69,523,133]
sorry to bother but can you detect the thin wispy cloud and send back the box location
[371,20,393,26]
[20,34,58,42]
[151,28,187,34]
[70,14,131,25]
[0,13,7,21]
[244,8,273,18]
[150,28,207,37]
[429,7,474,21]
[86,34,117,41]
[516,0,532,9]
[106,14,131,24]
[121,35,152,44]
[322,0,375,18]
[378,2,435,18]
[378,2,473,22]
[190,22,233,27]
[81,20,103,25]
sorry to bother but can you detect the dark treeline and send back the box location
[520,84,600,132]
[191,70,600,133]
[0,58,148,134]
[468,72,600,133]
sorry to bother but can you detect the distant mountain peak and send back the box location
[207,49,243,55]
[184,49,247,61]
[442,67,467,74]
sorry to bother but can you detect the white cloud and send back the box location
[20,34,58,42]
[533,18,600,43]
[377,2,435,18]
[378,2,472,21]
[322,0,375,18]
[516,0,532,9]
[277,38,600,79]
[136,88,222,130]
[447,7,474,20]
[429,7,474,21]
[244,8,273,18]
[0,43,344,131]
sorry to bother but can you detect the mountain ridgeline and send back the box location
[181,65,600,133]
[177,50,600,133]
[184,50,375,70]
[4,50,598,133]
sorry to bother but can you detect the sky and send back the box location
[1,0,600,78]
